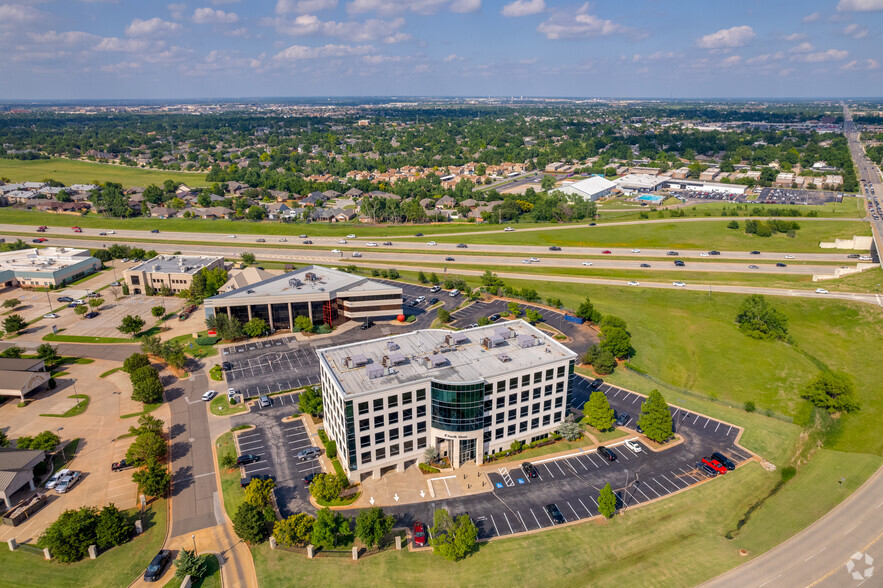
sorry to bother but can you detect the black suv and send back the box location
[522,462,539,479]
[143,550,171,582]
[709,250,721,255]
[236,454,259,465]
[674,260,685,267]
[597,446,617,461]
[545,503,565,525]
[549,245,562,251]
[614,412,630,427]
[711,451,735,470]
[697,461,718,477]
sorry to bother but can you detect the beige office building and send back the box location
[124,255,226,295]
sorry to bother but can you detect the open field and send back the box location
[0,499,167,588]
[416,219,872,252]
[251,452,880,588]
[0,158,209,187]
[595,197,865,220]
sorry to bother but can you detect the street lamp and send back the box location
[71,378,81,408]
[191,534,197,556]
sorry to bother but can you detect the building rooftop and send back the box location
[0,358,45,372]
[615,173,670,189]
[319,320,577,396]
[559,175,616,195]
[129,255,223,276]
[209,265,399,301]
[0,248,94,273]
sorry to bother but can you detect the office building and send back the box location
[124,255,226,295]
[0,247,100,288]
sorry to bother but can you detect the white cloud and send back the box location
[193,7,240,24]
[795,48,849,62]
[100,61,141,73]
[273,43,373,61]
[270,15,409,42]
[0,4,45,28]
[94,37,153,52]
[502,0,545,17]
[790,42,814,52]
[168,2,186,19]
[721,55,741,66]
[383,32,413,43]
[224,27,250,37]
[696,25,755,49]
[27,30,100,45]
[802,12,821,22]
[783,32,806,41]
[537,4,632,39]
[125,17,181,36]
[843,23,869,38]
[346,0,451,16]
[276,0,338,13]
[841,58,879,70]
[449,0,480,13]
[837,0,883,11]
[443,53,462,62]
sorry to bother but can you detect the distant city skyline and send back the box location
[0,0,881,100]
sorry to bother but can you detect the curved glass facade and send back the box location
[431,380,485,432]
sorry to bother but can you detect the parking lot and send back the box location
[233,399,324,517]
[671,187,842,206]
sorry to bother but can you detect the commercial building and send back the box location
[0,358,50,401]
[0,449,46,508]
[318,320,577,482]
[124,255,225,295]
[614,173,671,194]
[664,179,748,195]
[555,176,617,201]
[204,265,402,330]
[0,247,101,289]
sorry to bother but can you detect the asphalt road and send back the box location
[844,103,883,269]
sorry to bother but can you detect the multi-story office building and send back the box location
[319,320,577,482]
[124,254,225,295]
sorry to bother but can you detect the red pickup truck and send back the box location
[111,459,133,472]
[71,226,82,233]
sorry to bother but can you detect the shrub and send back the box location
[744,400,756,413]
[232,502,269,544]
[781,466,797,482]
[326,439,337,459]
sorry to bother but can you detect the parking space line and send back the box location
[726,425,732,436]
[584,454,600,468]
[635,485,653,501]
[693,414,700,424]
[542,463,555,478]
[567,502,580,520]
[489,515,499,537]
[618,449,629,461]
[575,456,588,470]
[659,473,683,490]
[554,461,566,476]
[543,507,555,525]
[516,511,527,530]
[502,512,514,535]
[678,467,699,483]
[245,465,270,473]
[714,421,721,432]
[644,481,662,497]
[588,494,599,507]
[530,509,541,529]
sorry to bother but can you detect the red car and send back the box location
[33,237,47,243]
[413,522,427,547]
[701,457,728,474]
[601,250,612,254]
[71,226,82,232]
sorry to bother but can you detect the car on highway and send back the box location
[366,242,378,247]
[522,259,533,263]
[549,245,562,251]
[711,451,736,470]
[236,454,259,465]
[36,226,47,231]
[748,265,759,269]
[528,257,539,262]
[673,281,686,287]
[143,550,171,583]
[279,238,287,242]
[227,235,236,239]
[601,250,612,254]
[815,288,829,294]
[347,234,356,238]
[202,390,217,401]
[338,239,347,244]
[702,457,728,475]
[640,263,651,268]
[427,241,437,246]
[46,468,70,489]
[504,227,515,232]
[383,241,393,246]
[625,440,642,453]
[631,248,641,253]
[522,462,539,479]
[256,238,265,243]
[297,447,322,461]
[582,261,593,266]
[299,234,308,238]
[597,446,617,461]
[674,260,685,266]
[303,240,313,244]
[614,412,631,427]
[666,251,679,256]
[699,252,709,257]
[847,254,861,259]
[150,229,160,233]
[55,471,81,493]
[352,252,362,258]
[750,250,761,255]
[545,503,565,525]
[331,249,342,254]
[98,232,106,236]
[457,243,468,248]
[709,250,721,255]
[445,257,455,261]
[627,281,640,286]
[43,313,59,319]
[33,237,48,243]
[413,522,427,547]
[784,255,795,259]
[776,263,787,267]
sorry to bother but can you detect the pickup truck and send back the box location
[111,459,133,472]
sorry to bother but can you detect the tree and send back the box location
[727,220,739,229]
[428,272,439,284]
[75,305,88,317]
[417,270,428,284]
[325,439,337,459]
[293,315,313,333]
[801,371,861,413]
[311,508,350,549]
[600,315,628,331]
[132,459,170,497]
[735,294,789,341]
[95,503,133,550]
[541,174,556,191]
[598,483,617,518]
[232,502,269,544]
[599,326,632,359]
[174,549,208,581]
[126,431,167,465]
[583,391,615,431]
[17,430,60,451]
[309,473,343,502]
[244,317,267,338]
[637,389,674,443]
[88,298,104,309]
[132,373,164,404]
[298,385,323,416]
[123,353,151,374]
[557,415,582,441]
[0,430,8,448]
[36,343,60,364]
[240,252,256,265]
[273,513,315,547]
[38,506,100,562]
[151,306,165,319]
[118,314,146,335]
[575,297,601,323]
[507,301,521,317]
[430,509,477,562]
[3,314,27,334]
[0,345,24,358]
[437,308,451,323]
[354,507,395,548]
[128,413,164,437]
[244,477,276,508]
[593,349,617,375]
[2,298,21,310]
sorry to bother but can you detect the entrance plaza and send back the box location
[318,320,578,482]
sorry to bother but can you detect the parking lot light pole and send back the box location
[71,378,80,408]
[192,534,197,556]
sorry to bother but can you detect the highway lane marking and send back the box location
[804,547,826,561]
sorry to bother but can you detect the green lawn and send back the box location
[161,554,221,588]
[0,158,209,187]
[417,219,871,252]
[594,197,866,221]
[209,395,247,417]
[169,332,220,358]
[251,452,879,588]
[216,431,244,521]
[38,394,89,417]
[0,499,167,588]
[99,367,123,378]
[42,331,134,344]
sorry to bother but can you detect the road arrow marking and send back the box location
[369,497,375,505]
[394,493,400,502]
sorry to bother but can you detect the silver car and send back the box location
[297,447,322,461]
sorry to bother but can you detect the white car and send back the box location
[784,255,795,259]
[522,259,532,263]
[815,288,829,294]
[528,257,539,262]
[107,230,115,234]
[366,242,378,247]
[625,440,642,453]
[673,281,686,287]
[227,235,236,239]
[46,468,70,489]
[415,295,426,303]
[352,251,362,257]
[427,241,437,246]
[582,261,593,266]
[504,227,515,232]
[627,281,639,286]
[299,234,308,238]
[347,234,356,238]
[228,388,237,398]
[699,252,710,257]
[44,313,59,319]
[279,238,287,242]
[55,471,81,494]
[338,239,347,244]
[631,248,641,253]
[202,390,217,401]
[331,249,342,254]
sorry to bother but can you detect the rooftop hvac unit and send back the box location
[516,334,536,348]
[386,341,399,351]
[389,352,406,365]
[445,333,469,346]
[305,272,317,281]
[426,354,448,368]
[498,354,512,363]
[366,365,384,380]
[494,326,514,339]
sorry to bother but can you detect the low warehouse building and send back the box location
[555,175,617,201]
[0,449,45,508]
[0,247,101,288]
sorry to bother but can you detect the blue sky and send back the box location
[1,0,881,100]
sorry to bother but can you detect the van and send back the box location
[859,256,872,261]
[449,289,460,297]
[430,285,441,293]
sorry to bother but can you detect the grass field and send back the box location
[0,499,167,588]
[0,158,209,188]
[162,554,221,588]
[251,452,879,588]
[594,197,865,221]
[216,431,245,521]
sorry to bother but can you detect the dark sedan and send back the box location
[143,550,171,582]
[545,503,565,525]
[522,462,539,479]
[236,454,259,465]
[597,446,617,461]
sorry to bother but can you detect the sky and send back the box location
[0,0,881,100]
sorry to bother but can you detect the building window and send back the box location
[358,402,369,415]
[556,381,564,393]
[532,403,540,415]
[495,413,504,424]
[557,365,565,378]
[416,389,426,402]
[521,374,530,387]
[533,371,542,383]
[508,409,516,422]
[403,424,413,437]
[374,415,384,428]
[484,400,493,412]
[388,395,398,408]
[496,397,505,409]
[533,388,541,399]
[507,424,516,436]
[389,428,400,441]
[519,421,528,433]
[402,391,412,404]
[389,444,400,457]
[531,417,540,429]
[417,421,427,433]
[483,431,492,442]
[496,381,505,393]
[520,406,528,418]
[555,397,563,408]
[417,405,426,418]
[389,411,399,425]
[545,369,553,381]
[376,447,386,460]
[483,415,492,428]
[373,398,383,411]
[542,414,551,426]
[403,408,413,421]
[554,411,562,422]
[508,393,517,405]
[404,440,413,452]
[375,431,385,444]
[509,377,517,390]
[360,435,370,448]
[361,451,371,464]
[495,427,504,440]
[521,390,529,403]
[359,418,370,432]
[417,437,427,449]
[544,400,552,411]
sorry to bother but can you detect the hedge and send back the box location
[195,336,220,345]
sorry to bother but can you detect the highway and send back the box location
[843,103,883,268]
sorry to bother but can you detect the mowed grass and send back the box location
[251,453,878,588]
[0,499,167,588]
[594,197,866,221]
[420,219,871,252]
[0,158,209,187]
[216,431,245,521]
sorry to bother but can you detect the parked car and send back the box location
[57,296,73,303]
[449,289,460,297]
[711,451,736,470]
[597,446,617,461]
[259,395,272,408]
[413,522,427,547]
[84,311,99,319]
[303,472,317,486]
[202,390,217,401]
[43,313,59,319]
[297,447,322,461]
[697,462,718,477]
[522,462,539,479]
[227,387,237,397]
[701,457,728,474]
[545,503,565,525]
[236,454,259,465]
[45,468,70,489]
[614,412,631,427]
[624,440,642,453]
[489,314,501,322]
[415,296,426,303]
[590,378,603,388]
[359,321,375,330]
[143,550,171,582]
[430,285,441,293]
[55,471,81,493]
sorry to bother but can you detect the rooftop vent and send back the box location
[494,326,514,339]
[366,365,384,379]
[386,341,399,351]
[389,352,406,365]
[446,333,469,346]
[427,354,448,368]
[516,334,536,348]
[498,354,512,363]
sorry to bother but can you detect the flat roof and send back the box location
[0,248,94,273]
[320,320,577,396]
[129,254,223,276]
[559,175,616,194]
[615,173,670,189]
[208,265,399,302]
